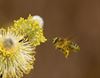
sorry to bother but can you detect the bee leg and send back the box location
[64,50,69,58]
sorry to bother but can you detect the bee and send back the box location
[53,37,80,58]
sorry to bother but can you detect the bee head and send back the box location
[53,37,61,44]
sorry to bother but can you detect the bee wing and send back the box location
[66,34,79,41]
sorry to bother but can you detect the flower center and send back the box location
[3,38,14,49]
[0,38,16,57]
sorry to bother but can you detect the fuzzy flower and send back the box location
[11,15,47,46]
[0,28,35,78]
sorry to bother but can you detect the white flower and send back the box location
[0,28,35,78]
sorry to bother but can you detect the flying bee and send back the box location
[53,37,80,58]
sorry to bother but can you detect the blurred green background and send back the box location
[0,0,100,78]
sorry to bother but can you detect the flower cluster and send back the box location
[0,15,47,78]
[11,15,47,46]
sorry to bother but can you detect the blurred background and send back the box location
[0,0,100,78]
